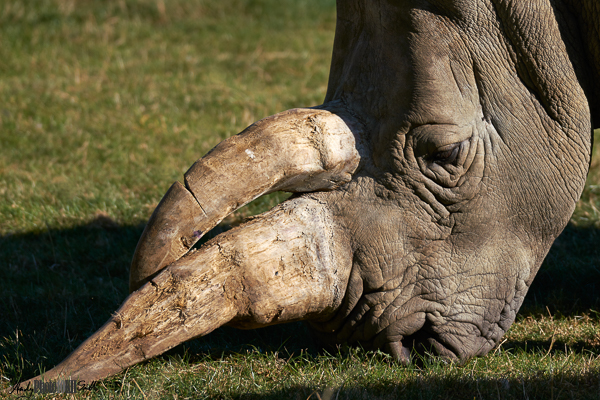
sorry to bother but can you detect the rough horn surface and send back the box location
[130,106,361,292]
[18,197,351,386]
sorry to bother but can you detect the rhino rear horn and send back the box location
[130,106,361,292]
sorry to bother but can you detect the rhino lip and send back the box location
[399,326,461,363]
[386,340,412,364]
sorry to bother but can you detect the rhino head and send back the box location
[18,0,600,386]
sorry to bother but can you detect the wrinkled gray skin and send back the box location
[16,0,600,388]
[308,0,599,359]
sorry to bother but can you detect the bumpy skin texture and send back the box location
[16,0,600,388]
[308,0,593,359]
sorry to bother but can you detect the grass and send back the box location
[1,0,600,398]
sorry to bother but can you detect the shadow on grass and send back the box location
[1,218,599,386]
[232,370,600,400]
[522,223,600,316]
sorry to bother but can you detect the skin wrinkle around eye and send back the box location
[392,118,488,222]
[422,133,486,206]
[415,124,479,188]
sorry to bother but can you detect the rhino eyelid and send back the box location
[429,142,462,164]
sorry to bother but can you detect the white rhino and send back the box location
[18,0,600,387]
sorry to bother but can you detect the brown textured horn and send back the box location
[18,197,351,386]
[129,106,361,292]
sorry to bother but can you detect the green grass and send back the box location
[1,0,600,398]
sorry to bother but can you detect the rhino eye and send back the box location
[429,142,461,164]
